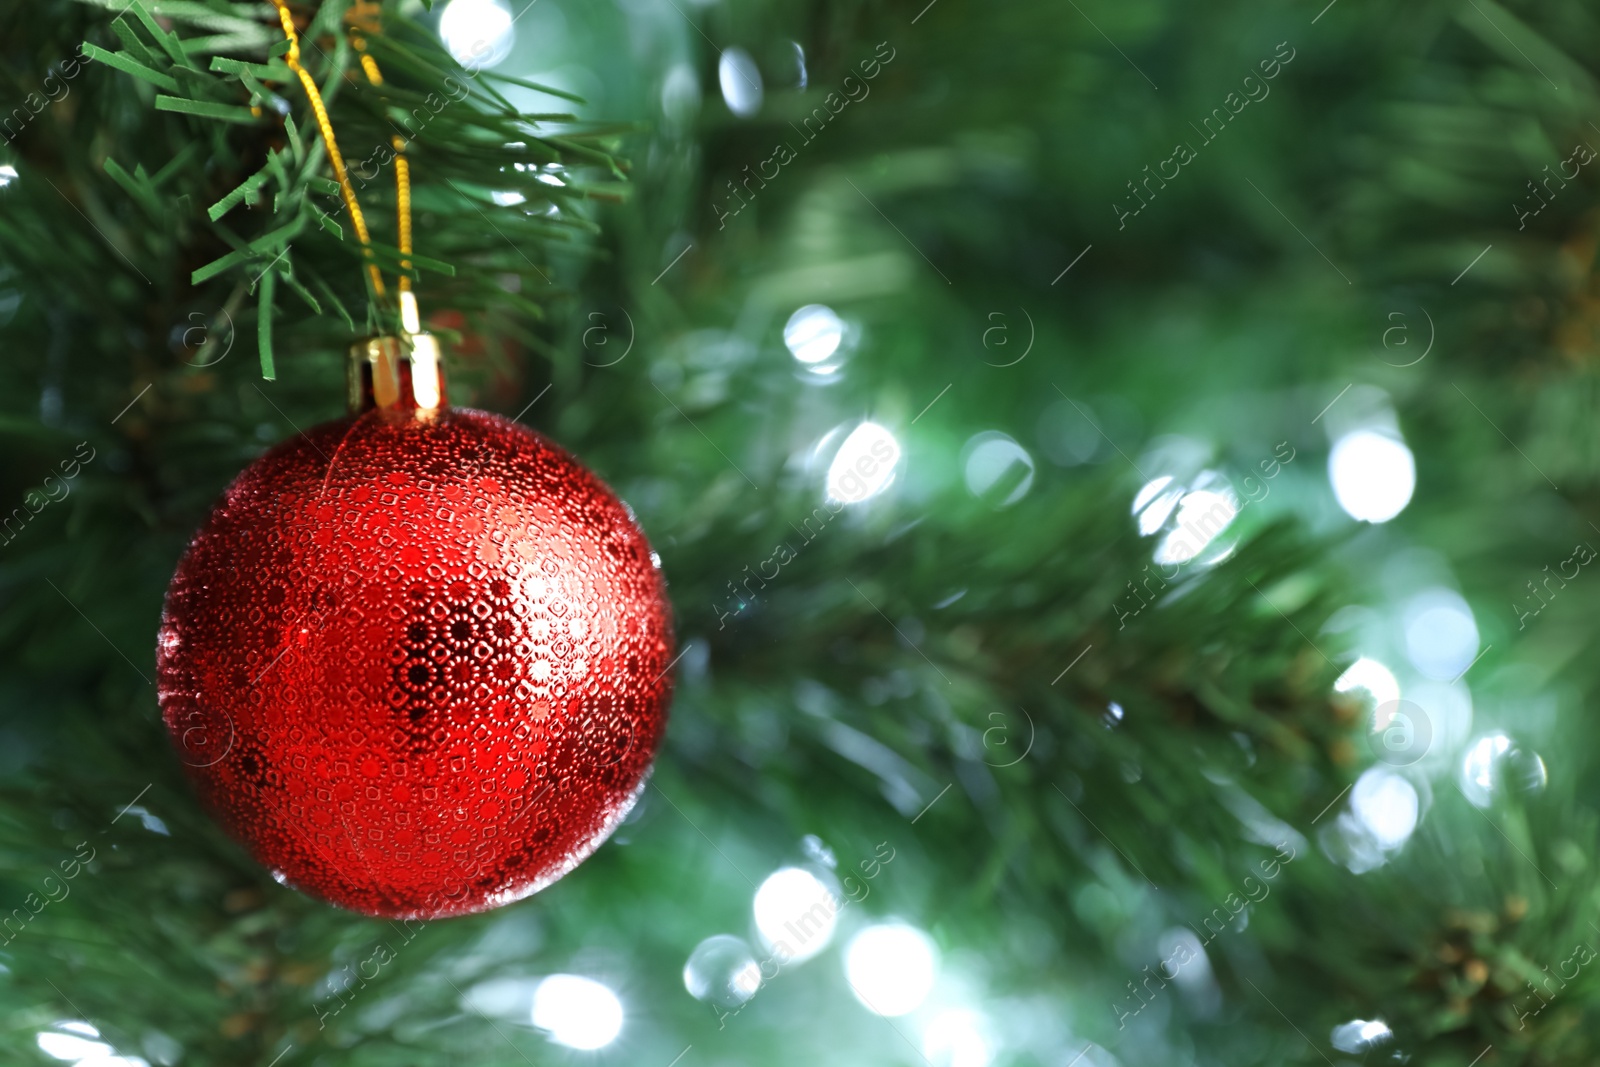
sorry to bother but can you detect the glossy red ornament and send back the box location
[156,340,673,918]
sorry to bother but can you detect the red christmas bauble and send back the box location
[157,396,673,919]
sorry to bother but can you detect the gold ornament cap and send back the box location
[347,293,446,416]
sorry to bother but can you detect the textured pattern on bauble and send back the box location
[157,409,673,918]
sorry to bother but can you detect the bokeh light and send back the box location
[963,432,1034,506]
[1153,489,1237,565]
[1038,398,1105,466]
[843,922,938,1016]
[923,1009,990,1067]
[1461,732,1548,808]
[1350,767,1418,851]
[1132,475,1180,534]
[784,304,845,366]
[1403,588,1479,681]
[1158,927,1220,1015]
[1328,429,1414,523]
[438,0,515,70]
[753,866,839,962]
[459,976,541,1020]
[531,975,624,1050]
[684,934,763,1008]
[661,64,701,129]
[718,48,763,117]
[827,423,900,504]
[1331,1018,1393,1054]
[1132,464,1239,566]
[36,1023,112,1063]
[1334,657,1401,708]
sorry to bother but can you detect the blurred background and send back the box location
[4,0,1600,1064]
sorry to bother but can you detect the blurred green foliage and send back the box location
[3,0,1600,1065]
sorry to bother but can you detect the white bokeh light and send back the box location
[1334,657,1401,708]
[1403,589,1479,681]
[718,48,764,117]
[34,1021,149,1066]
[460,976,540,1019]
[923,1009,990,1067]
[1132,475,1184,535]
[0,164,18,189]
[661,64,701,128]
[1158,926,1221,1015]
[753,866,839,962]
[1329,429,1415,523]
[784,304,844,366]
[1350,767,1418,851]
[1459,732,1536,808]
[1464,732,1509,780]
[1153,489,1237,565]
[843,923,938,1016]
[684,934,762,1006]
[1331,1018,1394,1054]
[439,0,515,70]
[963,432,1034,506]
[37,1024,111,1062]
[1132,475,1175,517]
[827,422,900,504]
[531,975,624,1050]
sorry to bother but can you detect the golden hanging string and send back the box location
[269,1,439,413]
[347,10,417,318]
[267,0,386,299]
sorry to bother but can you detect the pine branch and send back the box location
[72,0,625,376]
